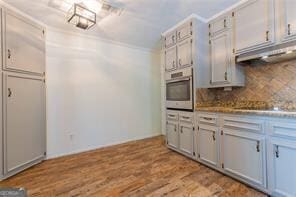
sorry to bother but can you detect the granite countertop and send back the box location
[195,101,296,118]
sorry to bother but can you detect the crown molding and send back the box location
[205,0,248,22]
[46,26,158,53]
[0,0,48,28]
[161,14,207,36]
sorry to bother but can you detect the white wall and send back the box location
[46,29,161,159]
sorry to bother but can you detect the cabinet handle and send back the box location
[212,132,216,141]
[172,35,175,42]
[224,72,228,81]
[174,125,177,132]
[224,19,227,28]
[8,88,12,97]
[180,126,183,133]
[288,24,291,35]
[275,145,279,158]
[266,31,269,41]
[256,141,260,152]
[179,59,182,66]
[182,116,190,120]
[178,32,181,39]
[203,117,213,121]
[168,114,176,118]
[7,49,11,59]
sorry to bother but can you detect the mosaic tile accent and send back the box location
[196,59,296,111]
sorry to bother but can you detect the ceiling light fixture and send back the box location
[67,3,96,30]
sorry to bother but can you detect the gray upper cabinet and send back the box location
[176,21,192,42]
[280,0,296,42]
[165,31,176,48]
[208,14,245,88]
[209,16,230,36]
[233,0,275,54]
[210,32,230,85]
[177,38,193,69]
[3,9,45,75]
[4,73,46,174]
[165,46,177,71]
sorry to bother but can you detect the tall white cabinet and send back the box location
[208,15,245,88]
[0,7,46,180]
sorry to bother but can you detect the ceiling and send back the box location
[3,0,240,50]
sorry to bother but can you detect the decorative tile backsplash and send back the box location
[196,59,296,110]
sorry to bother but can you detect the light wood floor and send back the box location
[0,136,267,197]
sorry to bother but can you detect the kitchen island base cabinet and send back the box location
[222,129,266,189]
[268,138,296,197]
[197,125,218,167]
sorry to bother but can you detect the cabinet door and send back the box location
[166,121,178,149]
[177,21,192,42]
[210,32,231,85]
[4,9,45,75]
[198,125,218,167]
[177,38,193,68]
[4,74,46,174]
[210,16,230,36]
[165,31,176,48]
[179,123,193,156]
[165,46,177,71]
[222,129,266,188]
[282,0,296,41]
[269,139,296,197]
[233,0,274,54]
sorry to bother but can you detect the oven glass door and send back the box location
[166,79,191,101]
[166,77,193,110]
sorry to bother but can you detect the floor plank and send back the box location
[0,136,267,197]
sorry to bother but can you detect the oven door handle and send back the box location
[166,77,191,83]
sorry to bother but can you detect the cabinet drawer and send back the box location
[179,113,193,124]
[177,21,192,42]
[209,16,230,36]
[223,116,264,134]
[167,111,178,121]
[165,31,176,48]
[268,121,296,139]
[198,114,218,125]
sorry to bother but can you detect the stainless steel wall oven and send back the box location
[166,67,193,111]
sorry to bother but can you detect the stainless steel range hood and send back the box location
[237,45,296,64]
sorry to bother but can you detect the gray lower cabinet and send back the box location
[166,110,194,158]
[166,120,178,149]
[268,138,296,197]
[3,73,46,176]
[179,122,194,156]
[197,124,218,167]
[221,128,266,188]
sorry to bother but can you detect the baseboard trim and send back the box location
[46,133,162,160]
